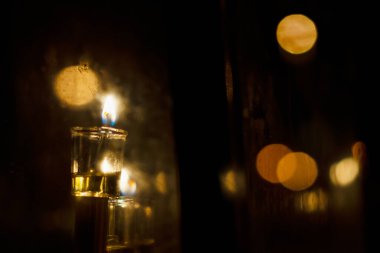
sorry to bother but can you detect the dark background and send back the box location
[1,0,377,252]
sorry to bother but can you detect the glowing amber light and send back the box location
[155,172,168,194]
[221,169,245,197]
[330,157,359,186]
[144,206,153,218]
[277,152,318,191]
[352,141,366,166]
[256,144,292,183]
[224,170,237,193]
[54,65,99,106]
[276,14,318,54]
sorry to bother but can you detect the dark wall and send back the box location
[166,1,236,253]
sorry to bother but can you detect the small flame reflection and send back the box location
[155,172,168,194]
[100,157,114,174]
[220,169,245,197]
[120,168,137,196]
[224,170,237,193]
[144,206,153,218]
[296,189,328,213]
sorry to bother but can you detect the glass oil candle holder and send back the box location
[107,197,136,253]
[106,197,155,253]
[134,198,155,251]
[71,126,127,253]
[71,126,128,197]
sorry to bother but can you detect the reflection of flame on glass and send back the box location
[220,169,245,197]
[330,157,359,186]
[145,206,153,218]
[101,157,114,174]
[120,168,137,196]
[74,176,84,192]
[102,94,118,126]
[296,189,328,213]
[155,172,167,194]
[224,170,237,193]
[72,160,79,173]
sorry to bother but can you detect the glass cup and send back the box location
[71,126,128,197]
[134,198,155,251]
[106,197,155,253]
[71,126,128,253]
[107,197,136,252]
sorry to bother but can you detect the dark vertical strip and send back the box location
[74,196,109,253]
[165,1,235,252]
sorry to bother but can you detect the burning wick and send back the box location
[102,94,118,126]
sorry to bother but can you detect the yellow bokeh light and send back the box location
[276,14,318,54]
[224,170,237,193]
[256,144,292,183]
[277,152,318,191]
[155,172,168,194]
[220,169,245,197]
[54,65,99,107]
[144,206,153,218]
[330,157,359,186]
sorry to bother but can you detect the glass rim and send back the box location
[71,126,128,137]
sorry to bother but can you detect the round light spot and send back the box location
[276,14,318,54]
[256,144,292,183]
[277,152,318,191]
[330,157,359,186]
[54,65,99,107]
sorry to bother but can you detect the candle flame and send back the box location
[120,168,137,196]
[102,94,118,126]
